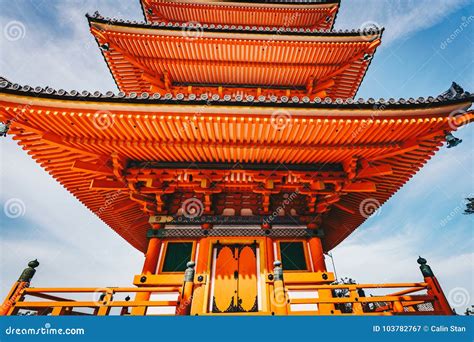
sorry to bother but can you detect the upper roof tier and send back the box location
[1,79,472,252]
[88,14,382,99]
[140,0,340,30]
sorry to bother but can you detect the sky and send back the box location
[0,0,473,313]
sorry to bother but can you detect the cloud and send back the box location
[335,0,471,46]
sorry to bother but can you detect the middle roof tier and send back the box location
[88,14,382,99]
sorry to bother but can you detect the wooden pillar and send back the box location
[307,224,326,272]
[0,260,39,316]
[176,261,195,315]
[191,225,211,315]
[141,224,163,275]
[263,223,274,314]
[418,257,453,315]
[262,223,274,272]
[132,224,163,315]
[272,261,288,315]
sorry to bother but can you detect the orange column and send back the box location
[0,260,39,316]
[132,224,163,315]
[272,261,288,315]
[176,261,195,315]
[263,223,274,273]
[418,257,453,315]
[141,233,162,275]
[308,232,326,272]
[191,232,211,315]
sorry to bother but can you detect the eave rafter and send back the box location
[88,163,386,216]
[1,81,471,251]
[88,19,382,98]
[141,0,340,30]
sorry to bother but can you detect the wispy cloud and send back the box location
[335,0,471,46]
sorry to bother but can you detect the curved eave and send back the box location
[87,14,382,40]
[1,85,472,252]
[1,83,472,115]
[139,0,341,31]
[87,16,381,98]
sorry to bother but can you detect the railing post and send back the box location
[417,257,453,315]
[349,287,364,314]
[176,261,195,315]
[132,224,163,315]
[0,259,39,316]
[392,300,405,313]
[96,289,114,316]
[272,260,288,315]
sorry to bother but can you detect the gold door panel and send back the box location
[211,243,258,313]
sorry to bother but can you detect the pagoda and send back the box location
[1,0,472,316]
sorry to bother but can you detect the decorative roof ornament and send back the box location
[0,120,11,137]
[445,131,462,148]
[439,82,466,100]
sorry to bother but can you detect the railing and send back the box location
[2,258,454,316]
[3,286,182,316]
[270,257,454,316]
[283,282,440,315]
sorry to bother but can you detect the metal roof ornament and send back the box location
[445,132,462,148]
[0,120,11,137]
[440,82,465,100]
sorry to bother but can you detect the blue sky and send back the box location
[0,0,473,312]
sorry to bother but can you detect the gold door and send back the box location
[211,243,258,313]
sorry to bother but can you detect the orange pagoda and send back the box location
[1,0,473,316]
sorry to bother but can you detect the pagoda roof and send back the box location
[140,0,340,31]
[88,14,382,99]
[1,79,472,252]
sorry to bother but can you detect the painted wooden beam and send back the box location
[357,164,393,178]
[71,160,113,176]
[342,182,376,192]
[90,179,127,190]
[333,202,356,214]
[370,139,420,161]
